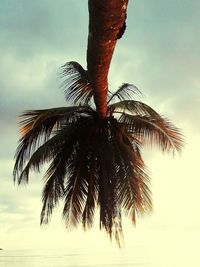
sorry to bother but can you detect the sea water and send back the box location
[0,248,147,267]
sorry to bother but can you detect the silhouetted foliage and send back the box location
[14,77,183,246]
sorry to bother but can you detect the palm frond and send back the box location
[119,113,183,153]
[109,100,160,118]
[13,106,93,182]
[107,83,142,104]
[60,61,93,105]
[40,152,66,225]
[98,129,117,239]
[109,121,152,221]
[82,152,98,230]
[62,117,96,227]
[13,80,183,247]
[62,157,88,228]
[40,122,89,225]
[17,125,76,185]
[41,116,95,225]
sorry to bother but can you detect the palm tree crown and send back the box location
[13,0,184,247]
[13,62,183,246]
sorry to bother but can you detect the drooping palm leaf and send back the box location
[61,61,93,105]
[107,83,142,104]
[109,99,160,118]
[17,130,67,184]
[13,99,183,247]
[40,117,94,225]
[119,113,183,153]
[62,117,96,228]
[40,151,66,224]
[82,152,98,230]
[109,121,152,218]
[13,106,94,182]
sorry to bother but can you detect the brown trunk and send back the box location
[87,0,129,118]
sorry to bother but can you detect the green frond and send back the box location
[60,61,93,105]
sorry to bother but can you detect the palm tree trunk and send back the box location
[87,0,129,119]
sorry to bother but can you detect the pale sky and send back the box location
[0,0,200,266]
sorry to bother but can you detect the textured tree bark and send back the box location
[87,0,129,118]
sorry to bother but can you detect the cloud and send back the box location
[0,0,89,124]
[0,0,88,60]
[0,160,42,220]
[111,0,200,115]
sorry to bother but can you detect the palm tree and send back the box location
[13,1,183,246]
[13,65,183,245]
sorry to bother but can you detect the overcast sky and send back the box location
[0,0,200,265]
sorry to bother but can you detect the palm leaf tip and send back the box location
[108,83,142,104]
[111,98,184,154]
